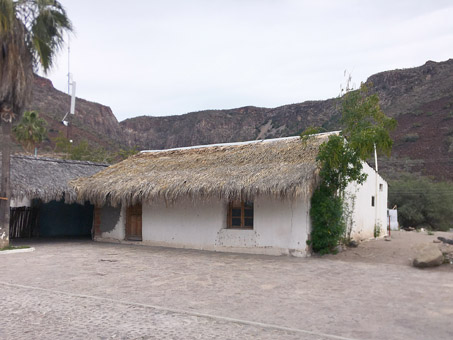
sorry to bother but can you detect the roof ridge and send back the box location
[140,131,339,154]
[3,153,109,167]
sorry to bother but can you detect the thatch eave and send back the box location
[2,154,108,204]
[72,134,332,206]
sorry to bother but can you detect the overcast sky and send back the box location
[43,0,453,122]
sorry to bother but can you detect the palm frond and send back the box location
[0,14,33,118]
[0,0,72,118]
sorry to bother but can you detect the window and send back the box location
[379,183,383,191]
[371,196,375,207]
[227,201,254,229]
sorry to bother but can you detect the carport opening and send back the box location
[10,199,94,239]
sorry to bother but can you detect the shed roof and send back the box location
[2,155,108,203]
[72,133,334,206]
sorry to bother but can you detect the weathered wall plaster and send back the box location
[100,205,125,240]
[140,196,310,256]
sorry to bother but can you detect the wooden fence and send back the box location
[10,207,39,238]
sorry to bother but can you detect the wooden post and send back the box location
[388,214,391,237]
[0,121,12,248]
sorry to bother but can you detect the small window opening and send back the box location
[371,196,375,207]
[227,201,254,229]
[379,183,383,191]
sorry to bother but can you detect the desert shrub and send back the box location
[403,133,419,142]
[54,133,114,163]
[389,175,453,231]
[300,126,325,139]
[443,113,453,121]
[446,136,453,153]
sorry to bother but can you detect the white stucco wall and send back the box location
[345,162,388,240]
[128,195,311,256]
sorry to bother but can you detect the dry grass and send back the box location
[72,134,332,207]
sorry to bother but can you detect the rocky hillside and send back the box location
[4,58,453,180]
[369,60,453,180]
[28,76,125,150]
[121,59,453,181]
[120,98,339,150]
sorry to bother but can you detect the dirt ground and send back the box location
[325,230,453,271]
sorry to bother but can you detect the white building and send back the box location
[73,133,388,256]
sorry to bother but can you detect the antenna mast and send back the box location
[62,35,76,141]
[68,40,71,94]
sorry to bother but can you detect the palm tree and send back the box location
[13,110,47,153]
[0,0,72,247]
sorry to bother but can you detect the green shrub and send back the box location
[308,186,345,254]
[403,133,419,142]
[389,175,453,231]
[300,126,324,137]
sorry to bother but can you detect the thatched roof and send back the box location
[72,133,334,207]
[2,155,108,203]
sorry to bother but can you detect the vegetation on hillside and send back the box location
[389,175,453,231]
[54,133,138,163]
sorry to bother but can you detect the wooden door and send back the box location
[126,204,142,241]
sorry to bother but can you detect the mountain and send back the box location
[5,59,453,180]
[121,58,453,181]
